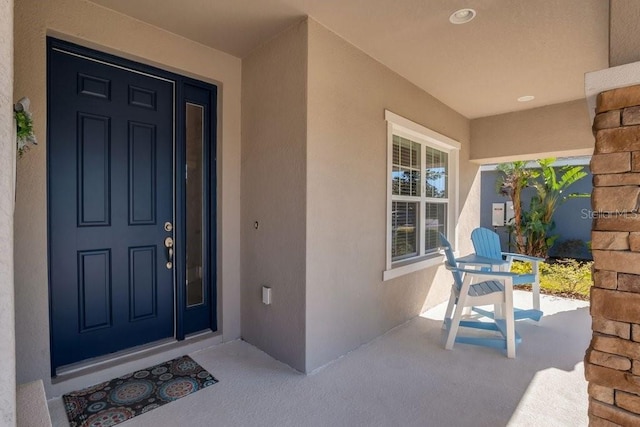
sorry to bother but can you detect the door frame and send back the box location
[46,38,218,374]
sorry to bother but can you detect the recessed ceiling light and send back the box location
[449,8,476,24]
[517,95,535,102]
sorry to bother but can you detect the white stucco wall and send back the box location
[14,0,241,396]
[0,0,16,424]
[305,20,475,372]
[241,20,308,372]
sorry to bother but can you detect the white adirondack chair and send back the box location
[439,233,520,358]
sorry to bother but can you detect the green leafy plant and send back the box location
[551,239,591,260]
[14,97,37,157]
[496,158,588,258]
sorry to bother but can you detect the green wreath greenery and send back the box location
[15,98,37,158]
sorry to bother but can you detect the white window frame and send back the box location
[383,110,460,281]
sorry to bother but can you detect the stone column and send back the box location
[587,84,640,425]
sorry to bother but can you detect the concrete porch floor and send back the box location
[49,291,591,426]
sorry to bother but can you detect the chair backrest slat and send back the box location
[471,227,502,260]
[439,233,463,290]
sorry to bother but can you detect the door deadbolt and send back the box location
[164,222,173,232]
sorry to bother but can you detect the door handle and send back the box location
[164,236,174,269]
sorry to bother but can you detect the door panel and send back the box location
[48,46,175,370]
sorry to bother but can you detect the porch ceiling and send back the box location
[88,0,609,119]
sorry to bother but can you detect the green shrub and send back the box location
[510,259,592,300]
[550,239,592,260]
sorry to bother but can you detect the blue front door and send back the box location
[48,43,175,370]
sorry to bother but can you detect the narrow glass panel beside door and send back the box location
[185,103,204,307]
[180,81,216,337]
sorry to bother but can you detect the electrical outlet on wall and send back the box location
[262,286,272,305]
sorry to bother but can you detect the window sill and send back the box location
[383,253,445,281]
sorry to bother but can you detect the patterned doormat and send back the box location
[63,355,218,427]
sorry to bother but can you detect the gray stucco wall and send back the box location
[305,19,475,372]
[240,18,478,374]
[0,0,16,423]
[479,165,592,258]
[241,20,308,371]
[470,100,594,163]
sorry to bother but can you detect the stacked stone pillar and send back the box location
[587,84,640,426]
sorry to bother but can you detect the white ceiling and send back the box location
[88,0,610,119]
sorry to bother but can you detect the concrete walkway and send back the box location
[49,291,591,426]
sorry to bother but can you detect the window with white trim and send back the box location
[384,111,460,281]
